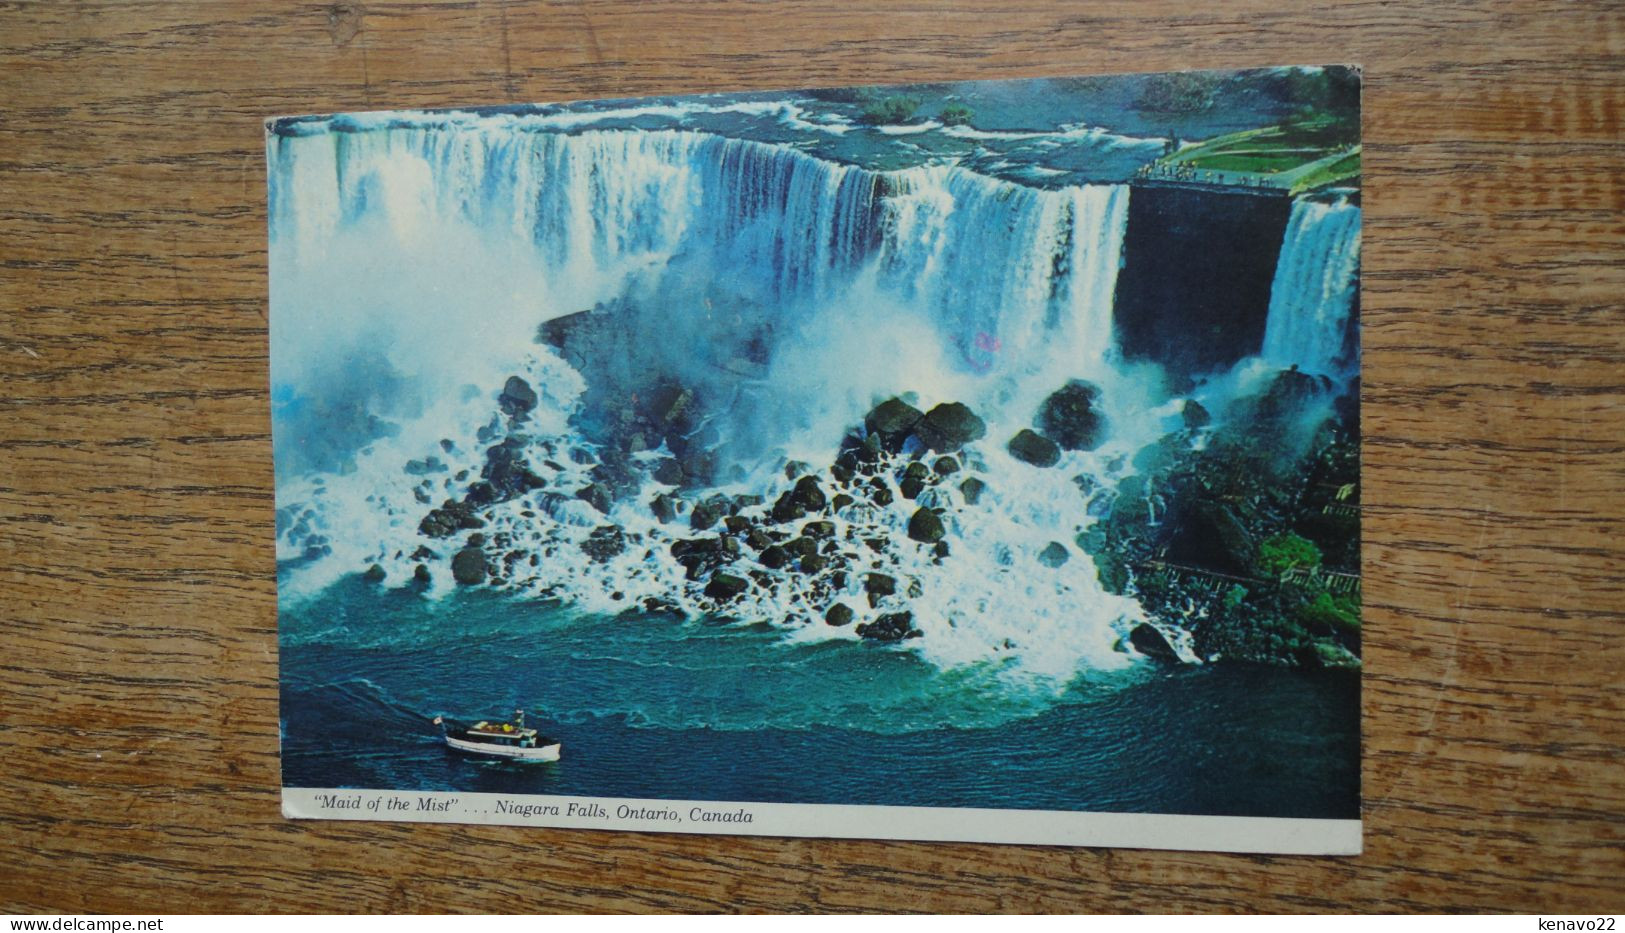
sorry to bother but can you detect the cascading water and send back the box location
[1261,195,1362,378]
[269,112,1175,684]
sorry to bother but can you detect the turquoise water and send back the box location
[280,578,1358,818]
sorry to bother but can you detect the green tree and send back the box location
[1136,72,1220,115]
[1256,531,1322,577]
[939,103,974,127]
[859,95,921,125]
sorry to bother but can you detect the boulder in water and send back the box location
[959,476,987,505]
[912,402,986,452]
[650,493,677,524]
[1037,542,1070,567]
[650,457,684,486]
[498,375,538,418]
[690,499,726,531]
[575,483,613,515]
[418,500,484,538]
[864,397,925,452]
[362,563,386,583]
[1183,399,1211,429]
[1036,380,1105,451]
[580,525,626,563]
[824,602,854,627]
[704,572,749,601]
[412,563,432,586]
[1128,623,1179,661]
[856,611,921,642]
[451,547,488,585]
[1008,429,1062,467]
[907,507,945,544]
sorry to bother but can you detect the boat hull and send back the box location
[444,734,561,762]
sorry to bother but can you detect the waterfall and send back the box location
[1261,196,1361,377]
[268,114,1151,679]
[268,121,1130,367]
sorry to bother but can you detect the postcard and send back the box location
[270,66,1362,854]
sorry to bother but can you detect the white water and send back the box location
[1262,195,1362,378]
[267,112,1339,684]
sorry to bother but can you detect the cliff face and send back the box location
[1114,182,1294,377]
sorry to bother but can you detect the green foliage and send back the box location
[1256,532,1322,577]
[1296,590,1360,635]
[1223,584,1249,610]
[860,95,921,125]
[1136,72,1220,115]
[938,103,974,127]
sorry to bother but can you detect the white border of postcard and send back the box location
[284,788,1361,854]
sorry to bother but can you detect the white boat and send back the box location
[432,709,561,762]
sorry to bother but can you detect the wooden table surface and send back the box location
[2,0,1621,914]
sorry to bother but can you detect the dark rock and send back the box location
[724,515,752,535]
[690,500,726,531]
[959,476,987,505]
[932,540,951,559]
[1037,380,1105,451]
[799,554,827,574]
[932,456,960,476]
[899,476,924,500]
[856,611,921,643]
[758,544,789,570]
[467,532,486,547]
[704,572,749,601]
[499,376,538,418]
[791,475,826,512]
[913,402,986,452]
[824,602,855,627]
[650,493,676,524]
[418,500,484,538]
[771,475,827,522]
[1037,542,1070,567]
[907,507,946,544]
[404,456,447,476]
[650,458,684,486]
[671,535,739,580]
[575,483,612,515]
[802,520,835,539]
[1183,399,1211,429]
[864,397,925,451]
[1128,623,1179,661]
[1008,429,1062,467]
[830,464,854,485]
[451,548,488,585]
[784,460,811,479]
[580,525,626,562]
[362,563,386,583]
[412,563,432,586]
[745,528,772,551]
[864,573,896,605]
[831,493,854,513]
[785,536,820,560]
[867,478,894,507]
[1167,499,1257,576]
[410,545,437,561]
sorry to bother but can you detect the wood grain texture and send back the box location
[1,0,1621,914]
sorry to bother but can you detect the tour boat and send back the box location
[432,709,561,762]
